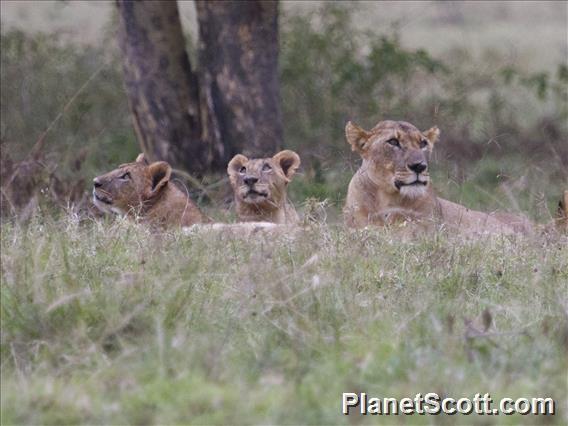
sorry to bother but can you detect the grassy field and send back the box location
[1,218,567,424]
[1,1,567,424]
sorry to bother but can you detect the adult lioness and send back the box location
[93,154,207,227]
[227,150,301,224]
[343,120,535,234]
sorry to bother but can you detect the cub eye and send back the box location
[420,140,429,149]
[386,138,401,148]
[262,163,272,172]
[119,172,131,180]
[239,166,246,174]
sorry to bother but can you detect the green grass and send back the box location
[1,217,567,424]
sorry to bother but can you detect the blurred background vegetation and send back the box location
[1,1,567,221]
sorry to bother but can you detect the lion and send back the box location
[343,119,545,234]
[93,153,207,227]
[227,150,301,224]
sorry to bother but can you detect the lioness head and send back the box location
[346,120,440,198]
[227,150,301,209]
[93,153,172,215]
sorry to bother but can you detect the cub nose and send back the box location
[93,177,102,188]
[244,176,258,186]
[408,162,427,174]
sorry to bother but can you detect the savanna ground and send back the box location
[1,219,567,424]
[1,1,568,424]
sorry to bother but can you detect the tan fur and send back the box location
[227,150,300,224]
[93,153,207,227]
[343,120,535,235]
[184,222,297,238]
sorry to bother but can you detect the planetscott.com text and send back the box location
[342,393,555,416]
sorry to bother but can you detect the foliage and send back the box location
[0,29,137,181]
[280,6,446,156]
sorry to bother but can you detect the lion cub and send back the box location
[93,153,207,227]
[227,150,301,224]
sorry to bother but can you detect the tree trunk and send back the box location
[116,0,207,173]
[195,0,283,164]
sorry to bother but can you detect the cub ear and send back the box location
[136,153,149,165]
[227,154,249,177]
[345,121,372,154]
[423,126,440,144]
[273,150,301,180]
[147,161,171,195]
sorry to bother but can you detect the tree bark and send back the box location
[195,0,283,164]
[116,0,207,173]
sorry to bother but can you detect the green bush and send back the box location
[0,30,137,180]
[280,6,446,159]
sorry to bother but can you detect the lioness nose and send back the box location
[244,176,259,186]
[408,162,427,174]
[93,178,102,188]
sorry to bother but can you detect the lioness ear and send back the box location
[345,121,372,154]
[424,126,440,144]
[148,161,171,195]
[273,150,301,180]
[136,153,149,165]
[227,154,249,177]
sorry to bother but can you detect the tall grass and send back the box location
[1,218,567,424]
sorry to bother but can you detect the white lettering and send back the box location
[442,397,456,414]
[424,393,441,414]
[501,398,514,415]
[342,393,359,415]
[400,398,414,414]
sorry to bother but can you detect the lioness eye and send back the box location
[120,172,131,180]
[262,163,272,172]
[239,166,246,174]
[386,138,401,148]
[420,140,428,149]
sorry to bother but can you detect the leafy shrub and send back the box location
[0,30,137,173]
[281,5,567,161]
[280,6,446,160]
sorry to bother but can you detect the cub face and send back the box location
[227,150,301,209]
[92,153,171,215]
[346,120,440,198]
